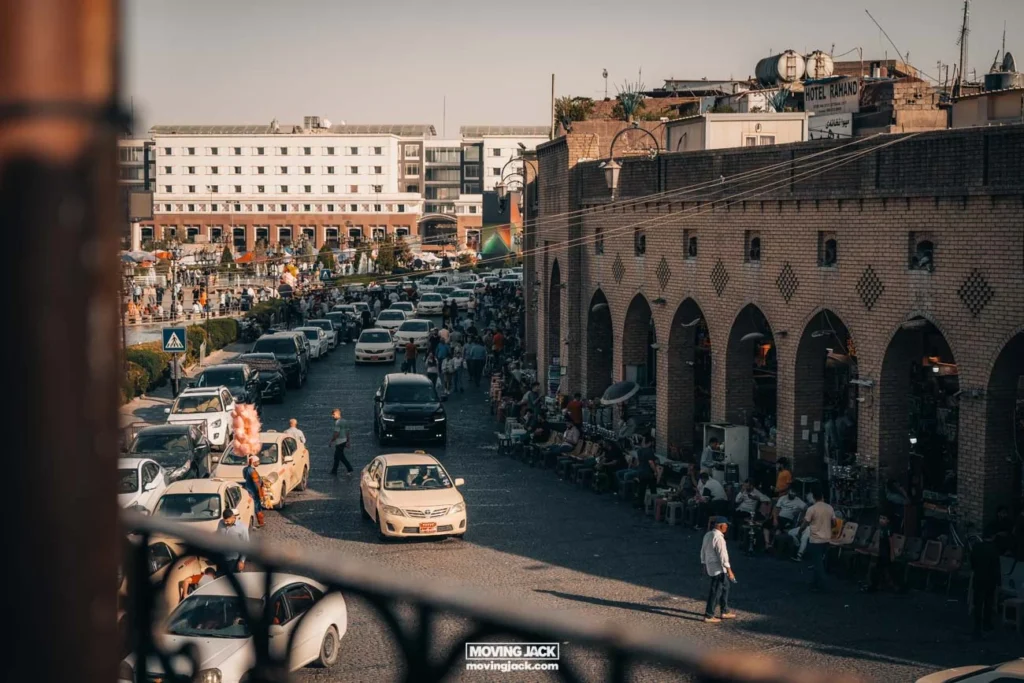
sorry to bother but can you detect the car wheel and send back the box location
[377,515,389,542]
[296,466,309,492]
[315,625,340,668]
[359,492,370,520]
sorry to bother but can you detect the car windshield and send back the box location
[300,329,319,340]
[154,493,221,521]
[378,311,403,320]
[119,468,139,494]
[171,395,223,414]
[196,368,244,387]
[399,321,429,332]
[383,464,452,490]
[310,321,332,331]
[384,382,437,403]
[251,338,297,355]
[131,432,190,453]
[392,303,413,311]
[325,314,345,326]
[436,287,454,294]
[220,442,278,466]
[421,294,442,302]
[354,303,369,311]
[454,290,473,297]
[166,595,264,639]
[422,277,440,285]
[360,331,392,344]
[240,353,275,362]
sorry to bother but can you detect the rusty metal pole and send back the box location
[0,1,121,682]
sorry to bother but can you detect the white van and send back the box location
[418,274,451,293]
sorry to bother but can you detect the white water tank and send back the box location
[805,50,835,80]
[756,50,806,85]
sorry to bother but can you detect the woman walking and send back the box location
[425,352,440,390]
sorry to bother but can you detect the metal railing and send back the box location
[121,512,852,683]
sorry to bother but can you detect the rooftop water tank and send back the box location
[756,50,806,86]
[805,50,835,80]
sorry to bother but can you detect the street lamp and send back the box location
[602,159,621,200]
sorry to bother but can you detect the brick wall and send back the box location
[531,124,1024,527]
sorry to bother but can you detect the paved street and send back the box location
[231,327,1022,683]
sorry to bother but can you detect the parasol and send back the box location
[601,380,639,406]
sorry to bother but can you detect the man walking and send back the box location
[169,355,184,398]
[701,517,737,623]
[284,418,306,445]
[216,508,250,574]
[404,339,418,373]
[328,408,353,476]
[800,490,835,591]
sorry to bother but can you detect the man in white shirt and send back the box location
[283,418,306,445]
[763,489,807,551]
[801,490,836,591]
[733,479,770,539]
[700,517,737,623]
[694,472,728,529]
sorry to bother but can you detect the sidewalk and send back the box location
[119,341,250,428]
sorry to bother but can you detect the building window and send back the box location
[634,226,646,256]
[373,146,383,155]
[186,147,195,155]
[395,227,410,238]
[279,185,288,193]
[186,166,196,175]
[163,204,172,211]
[210,204,218,212]
[210,167,218,175]
[302,147,311,156]
[303,204,311,212]
[405,164,420,176]
[397,204,405,213]
[187,185,196,193]
[818,232,838,267]
[233,166,242,174]
[372,185,382,193]
[349,204,358,212]
[744,137,757,147]
[304,185,312,193]
[759,135,776,146]
[256,166,265,174]
[374,204,382,212]
[406,184,418,193]
[349,166,359,174]
[373,166,382,174]
[404,144,419,158]
[684,230,697,259]
[326,185,335,193]
[234,203,241,212]
[163,147,172,156]
[745,231,762,262]
[492,148,502,157]
[164,185,173,193]
[255,147,265,155]
[326,147,335,155]
[327,204,335,212]
[209,147,219,156]
[326,166,335,174]
[280,204,287,211]
[279,166,288,174]
[463,164,480,179]
[469,205,478,214]
[348,185,358,193]
[595,227,605,254]
[162,166,172,174]
[348,146,359,155]
[233,147,242,155]
[210,185,219,193]
[908,233,935,272]
[256,204,264,212]
[257,185,265,193]
[278,147,288,155]
[234,185,242,193]
[303,166,312,174]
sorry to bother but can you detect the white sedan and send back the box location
[295,326,327,360]
[450,289,475,310]
[393,319,434,351]
[119,573,348,683]
[374,309,407,332]
[389,301,415,315]
[355,328,397,364]
[360,452,467,540]
[118,457,169,513]
[416,293,444,316]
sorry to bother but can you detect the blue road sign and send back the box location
[162,327,187,353]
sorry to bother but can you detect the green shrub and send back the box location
[247,300,286,328]
[185,326,209,365]
[203,318,240,350]
[125,346,171,390]
[123,361,149,402]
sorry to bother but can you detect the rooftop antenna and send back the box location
[954,0,970,97]
[602,69,609,99]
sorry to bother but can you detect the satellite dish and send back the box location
[1002,52,1016,73]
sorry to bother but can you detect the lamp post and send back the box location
[602,159,622,200]
[603,122,661,200]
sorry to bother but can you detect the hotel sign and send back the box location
[805,78,861,115]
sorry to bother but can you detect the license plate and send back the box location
[405,425,426,431]
[419,522,437,533]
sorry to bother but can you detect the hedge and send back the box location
[246,299,287,328]
[125,344,172,392]
[122,361,149,403]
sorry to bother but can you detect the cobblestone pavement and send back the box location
[239,329,1018,683]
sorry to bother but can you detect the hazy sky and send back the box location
[124,0,1022,136]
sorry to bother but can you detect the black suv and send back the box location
[373,373,447,446]
[250,333,307,388]
[237,352,287,403]
[127,423,213,482]
[192,363,263,413]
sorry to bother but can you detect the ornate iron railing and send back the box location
[121,511,856,683]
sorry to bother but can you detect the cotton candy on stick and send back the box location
[231,403,262,456]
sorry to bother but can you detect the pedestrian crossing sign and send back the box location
[162,327,187,353]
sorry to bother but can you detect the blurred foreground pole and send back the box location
[0,0,121,681]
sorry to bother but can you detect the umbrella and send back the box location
[601,380,639,406]
[121,250,156,263]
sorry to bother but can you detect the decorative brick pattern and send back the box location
[856,266,885,311]
[611,253,625,284]
[775,262,799,303]
[957,268,994,317]
[710,259,729,296]
[655,256,671,291]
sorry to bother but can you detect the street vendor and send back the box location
[241,454,267,528]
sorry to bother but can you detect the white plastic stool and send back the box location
[666,502,684,526]
[644,490,657,515]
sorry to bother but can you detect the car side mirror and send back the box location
[211,454,220,464]
[283,455,294,463]
[454,478,465,487]
[367,479,379,490]
[268,624,286,638]
[163,408,171,414]
[143,481,159,492]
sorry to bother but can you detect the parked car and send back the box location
[251,333,308,388]
[360,452,466,540]
[192,363,262,414]
[434,285,456,298]
[373,373,447,445]
[212,430,310,510]
[237,352,287,403]
[352,301,372,322]
[118,457,170,513]
[152,477,255,533]
[295,326,328,360]
[331,304,358,322]
[374,309,407,332]
[389,301,415,315]
[118,536,215,622]
[164,387,236,450]
[118,573,348,683]
[306,318,339,350]
[355,328,396,364]
[127,423,213,481]
[393,319,435,351]
[415,293,444,316]
[276,329,313,366]
[325,312,353,343]
[915,660,1024,683]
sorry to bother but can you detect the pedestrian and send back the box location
[241,455,267,528]
[970,530,1002,638]
[451,348,465,393]
[169,355,184,398]
[701,517,737,623]
[441,354,456,393]
[862,513,905,593]
[216,508,250,573]
[800,489,835,591]
[283,418,306,444]
[404,339,418,373]
[328,407,353,475]
[425,352,439,388]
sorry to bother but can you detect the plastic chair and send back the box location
[906,539,943,585]
[900,536,924,564]
[666,501,684,526]
[926,546,964,593]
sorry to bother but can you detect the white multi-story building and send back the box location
[137,117,547,252]
[461,126,549,192]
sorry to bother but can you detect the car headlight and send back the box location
[381,504,405,517]
[211,419,223,429]
[433,414,446,422]
[381,413,395,422]
[265,471,280,484]
[197,669,222,683]
[118,661,134,681]
[450,502,465,514]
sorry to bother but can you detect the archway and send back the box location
[879,317,960,514]
[984,330,1024,523]
[793,310,858,478]
[725,304,777,448]
[622,294,656,387]
[666,298,711,460]
[586,289,613,400]
[546,260,562,391]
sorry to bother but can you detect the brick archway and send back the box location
[546,260,561,366]
[724,303,777,428]
[585,289,613,399]
[622,294,656,386]
[793,309,857,478]
[983,328,1024,522]
[878,316,959,499]
[665,298,710,460]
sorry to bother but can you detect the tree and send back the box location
[316,243,336,271]
[376,236,397,273]
[555,96,595,132]
[615,79,646,122]
[220,245,234,265]
[395,236,413,265]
